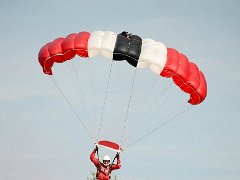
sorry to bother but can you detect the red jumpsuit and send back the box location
[90,149,121,180]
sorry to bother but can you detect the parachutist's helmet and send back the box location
[103,155,110,166]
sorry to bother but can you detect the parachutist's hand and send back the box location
[95,145,98,152]
[116,153,120,159]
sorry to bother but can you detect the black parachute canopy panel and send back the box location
[113,31,142,67]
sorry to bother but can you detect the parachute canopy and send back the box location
[38,30,207,105]
[97,140,122,153]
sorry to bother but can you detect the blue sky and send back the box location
[1,0,240,179]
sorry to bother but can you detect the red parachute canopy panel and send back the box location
[38,31,90,75]
[97,140,122,153]
[160,48,207,105]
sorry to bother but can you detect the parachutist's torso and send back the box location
[90,149,121,180]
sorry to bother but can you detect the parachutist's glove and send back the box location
[116,152,120,159]
[95,145,98,152]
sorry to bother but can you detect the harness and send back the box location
[96,162,112,179]
[96,150,118,179]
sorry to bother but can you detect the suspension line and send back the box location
[97,60,114,142]
[124,105,193,151]
[120,68,138,146]
[49,76,95,143]
[124,81,172,145]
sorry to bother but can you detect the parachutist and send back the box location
[90,147,121,180]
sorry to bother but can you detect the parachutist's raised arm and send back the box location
[90,147,99,166]
[111,153,121,170]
